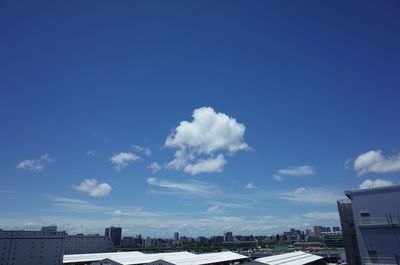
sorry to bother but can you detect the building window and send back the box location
[360,211,370,217]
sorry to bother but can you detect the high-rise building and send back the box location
[332,226,341,232]
[105,226,122,247]
[174,232,179,242]
[340,185,400,265]
[0,227,66,265]
[313,226,322,237]
[224,231,233,242]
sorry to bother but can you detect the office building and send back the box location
[0,227,66,265]
[105,227,122,247]
[64,234,113,254]
[313,226,322,237]
[341,185,400,265]
[332,226,341,232]
[223,231,233,242]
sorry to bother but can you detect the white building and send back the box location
[64,234,113,254]
[246,251,324,265]
[0,228,66,265]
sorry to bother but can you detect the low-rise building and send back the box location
[64,234,113,254]
[0,227,66,265]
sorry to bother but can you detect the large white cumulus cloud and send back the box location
[353,150,400,175]
[165,107,249,175]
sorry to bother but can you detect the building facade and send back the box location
[0,228,66,265]
[337,199,361,265]
[64,234,113,254]
[105,227,122,247]
[343,185,400,265]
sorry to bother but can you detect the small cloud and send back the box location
[353,150,400,175]
[112,210,123,217]
[277,187,341,205]
[273,165,315,181]
[244,182,256,190]
[148,162,162,173]
[207,205,224,213]
[73,178,112,197]
[303,211,339,220]
[278,165,315,176]
[131,145,152,157]
[110,152,141,171]
[359,179,394,189]
[86,150,96,156]
[16,154,54,172]
[293,187,306,194]
[273,174,283,182]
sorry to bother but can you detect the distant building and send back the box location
[0,227,66,265]
[222,241,258,250]
[174,232,179,242]
[332,226,341,232]
[224,231,233,242]
[121,236,134,248]
[64,234,113,254]
[343,185,400,265]
[313,226,322,237]
[105,226,122,247]
[337,199,361,265]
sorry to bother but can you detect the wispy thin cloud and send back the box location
[147,177,220,198]
[273,165,315,181]
[16,154,54,172]
[110,152,141,171]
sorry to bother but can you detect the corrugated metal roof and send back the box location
[251,251,323,265]
[63,250,248,265]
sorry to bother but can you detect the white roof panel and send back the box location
[253,251,323,265]
[64,250,248,265]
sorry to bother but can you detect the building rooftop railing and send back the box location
[358,217,400,228]
[363,256,399,265]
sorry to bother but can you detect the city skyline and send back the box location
[1,1,400,237]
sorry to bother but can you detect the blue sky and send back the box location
[1,1,400,237]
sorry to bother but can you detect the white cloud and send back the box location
[148,162,162,173]
[110,152,141,170]
[278,165,315,176]
[131,145,152,157]
[86,150,96,156]
[244,182,256,189]
[207,205,224,213]
[353,150,400,175]
[359,179,394,189]
[273,174,283,181]
[74,179,112,197]
[303,211,339,220]
[147,177,219,198]
[165,107,248,175]
[277,187,342,205]
[273,165,315,181]
[16,154,54,172]
[183,154,226,175]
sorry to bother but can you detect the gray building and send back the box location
[337,199,360,265]
[105,227,122,247]
[64,234,113,254]
[342,185,400,265]
[223,231,233,242]
[0,227,66,265]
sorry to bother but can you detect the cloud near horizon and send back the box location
[165,107,249,175]
[359,178,394,189]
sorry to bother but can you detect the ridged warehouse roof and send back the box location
[63,250,248,265]
[249,251,323,265]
